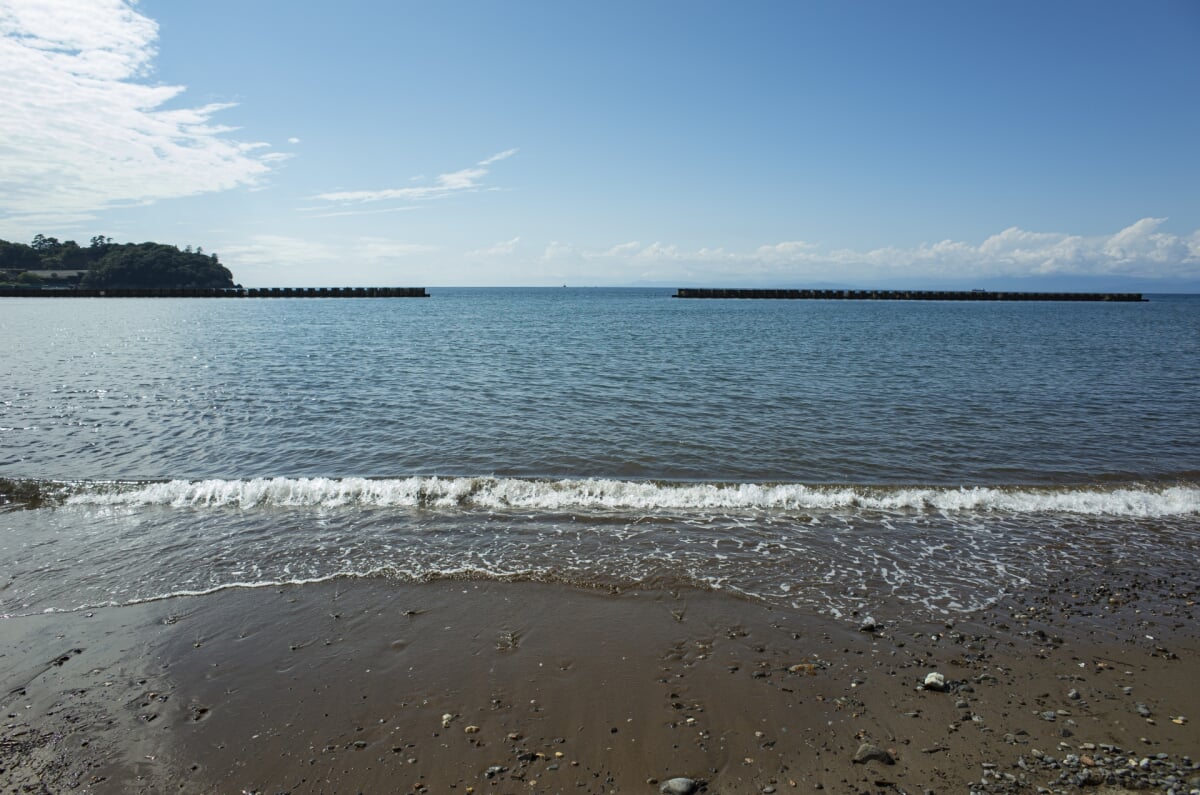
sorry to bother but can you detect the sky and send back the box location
[1,0,1198,288]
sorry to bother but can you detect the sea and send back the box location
[2,289,1198,621]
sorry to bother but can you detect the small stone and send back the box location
[464,725,480,734]
[859,617,877,632]
[1068,689,1081,700]
[660,777,698,795]
[442,713,454,728]
[853,743,895,765]
[923,672,946,691]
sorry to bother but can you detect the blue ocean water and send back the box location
[2,289,1198,619]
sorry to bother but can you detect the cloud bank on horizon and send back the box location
[0,0,1197,288]
[224,217,1199,288]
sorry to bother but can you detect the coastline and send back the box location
[2,568,1197,794]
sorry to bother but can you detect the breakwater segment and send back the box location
[674,288,1146,301]
[0,286,428,298]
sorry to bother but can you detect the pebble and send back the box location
[660,777,698,795]
[971,743,1199,794]
[852,743,895,765]
[923,672,946,691]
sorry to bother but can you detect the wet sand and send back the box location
[2,568,1197,794]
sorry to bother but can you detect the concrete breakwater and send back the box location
[0,286,428,298]
[674,288,1146,301]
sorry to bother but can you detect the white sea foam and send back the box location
[63,476,1200,517]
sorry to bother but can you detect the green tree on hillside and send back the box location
[0,239,40,271]
[0,235,236,288]
[80,243,235,289]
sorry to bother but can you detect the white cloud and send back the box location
[219,234,439,285]
[0,0,276,228]
[541,241,575,260]
[356,237,438,260]
[287,137,301,144]
[602,241,642,257]
[468,236,521,257]
[478,148,518,166]
[543,219,1200,283]
[1100,217,1191,265]
[755,241,818,261]
[303,204,423,219]
[313,149,517,206]
[214,219,1199,288]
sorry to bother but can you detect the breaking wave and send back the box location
[30,475,1200,517]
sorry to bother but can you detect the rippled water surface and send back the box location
[2,290,1198,619]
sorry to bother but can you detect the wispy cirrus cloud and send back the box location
[0,0,278,229]
[313,149,518,207]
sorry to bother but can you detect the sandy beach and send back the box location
[2,563,1197,795]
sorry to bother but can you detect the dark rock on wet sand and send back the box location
[853,743,895,765]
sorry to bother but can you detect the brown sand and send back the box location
[1,568,1197,794]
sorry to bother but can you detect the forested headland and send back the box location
[0,235,236,289]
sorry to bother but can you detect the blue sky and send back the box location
[1,1,1197,288]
